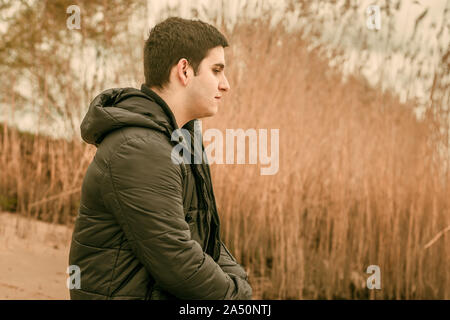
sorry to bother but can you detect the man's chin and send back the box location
[201,106,218,118]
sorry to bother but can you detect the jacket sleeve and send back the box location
[218,241,249,282]
[104,135,252,300]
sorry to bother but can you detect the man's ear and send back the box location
[176,58,190,86]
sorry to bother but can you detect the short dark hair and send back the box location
[143,17,229,90]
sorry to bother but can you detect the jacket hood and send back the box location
[81,84,192,146]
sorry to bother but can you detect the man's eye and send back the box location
[213,69,221,73]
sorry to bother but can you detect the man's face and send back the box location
[186,46,230,118]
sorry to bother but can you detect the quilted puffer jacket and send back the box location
[68,84,252,299]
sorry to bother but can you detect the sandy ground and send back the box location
[0,212,73,299]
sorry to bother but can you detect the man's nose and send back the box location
[219,75,230,92]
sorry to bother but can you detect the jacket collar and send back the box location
[140,84,180,133]
[141,84,199,134]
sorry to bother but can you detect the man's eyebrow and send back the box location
[212,63,225,69]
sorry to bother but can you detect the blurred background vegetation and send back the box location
[0,0,449,299]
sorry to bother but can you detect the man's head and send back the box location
[144,17,230,121]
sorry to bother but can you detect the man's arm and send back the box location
[103,134,252,300]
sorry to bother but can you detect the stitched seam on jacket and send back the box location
[102,107,125,126]
[72,287,143,299]
[72,237,122,251]
[78,204,118,222]
[106,241,122,298]
[163,252,206,291]
[92,156,105,176]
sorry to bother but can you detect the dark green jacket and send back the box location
[68,85,252,300]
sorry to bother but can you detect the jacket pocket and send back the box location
[185,209,208,249]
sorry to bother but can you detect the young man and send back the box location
[68,17,252,300]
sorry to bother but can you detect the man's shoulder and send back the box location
[94,126,177,170]
[104,127,186,182]
[104,126,173,153]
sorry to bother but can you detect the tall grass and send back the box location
[205,20,449,299]
[0,122,95,224]
[1,18,449,299]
